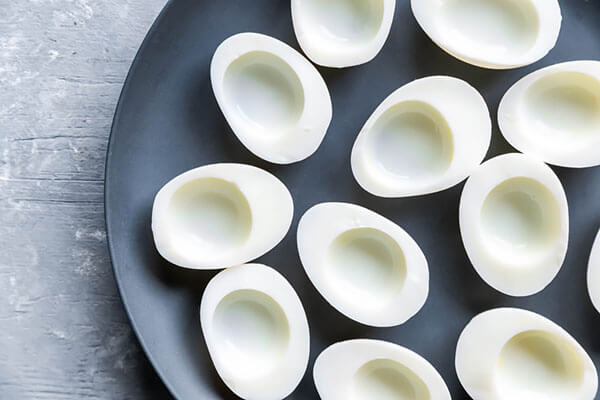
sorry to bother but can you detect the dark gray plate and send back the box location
[105,1,600,398]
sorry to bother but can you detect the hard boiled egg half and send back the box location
[151,163,293,269]
[211,32,332,164]
[314,339,451,400]
[297,202,428,327]
[456,308,597,400]
[291,0,396,68]
[499,60,600,168]
[351,76,491,197]
[459,153,568,296]
[200,263,309,400]
[587,228,600,314]
[411,0,562,69]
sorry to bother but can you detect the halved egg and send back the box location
[297,202,428,327]
[499,60,600,168]
[151,163,293,269]
[314,339,451,400]
[211,32,332,164]
[351,76,491,197]
[291,0,396,68]
[587,229,600,314]
[459,153,568,296]
[456,308,597,400]
[200,263,309,400]
[411,0,562,69]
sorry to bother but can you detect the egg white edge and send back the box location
[498,60,600,168]
[587,229,600,314]
[297,202,429,327]
[459,153,569,296]
[410,0,562,69]
[151,163,293,269]
[291,0,396,68]
[455,307,598,400]
[199,263,310,400]
[313,338,451,400]
[350,75,491,198]
[210,32,332,164]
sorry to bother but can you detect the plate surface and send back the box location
[105,1,600,398]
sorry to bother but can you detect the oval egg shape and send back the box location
[297,202,428,327]
[456,308,597,400]
[211,32,332,164]
[587,229,600,314]
[411,0,561,69]
[314,339,451,400]
[200,263,310,400]
[499,60,600,168]
[151,163,293,269]
[459,153,568,296]
[291,0,396,68]
[351,76,491,198]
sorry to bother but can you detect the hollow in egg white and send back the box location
[456,308,597,400]
[411,0,562,69]
[459,153,568,296]
[291,0,396,68]
[211,32,332,164]
[314,339,451,400]
[499,60,600,168]
[297,202,428,327]
[151,163,293,269]
[200,263,309,400]
[351,76,491,198]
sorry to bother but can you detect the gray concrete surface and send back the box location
[0,1,173,398]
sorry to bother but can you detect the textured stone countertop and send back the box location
[1,1,173,398]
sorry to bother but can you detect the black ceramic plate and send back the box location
[105,1,600,399]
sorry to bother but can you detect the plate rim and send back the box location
[102,2,600,399]
[104,0,179,398]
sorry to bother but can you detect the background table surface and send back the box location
[0,1,173,398]
[3,1,600,400]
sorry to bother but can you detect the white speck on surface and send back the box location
[69,141,80,154]
[72,248,98,276]
[118,4,130,19]
[49,328,69,340]
[76,228,106,241]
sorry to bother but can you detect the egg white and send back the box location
[499,60,600,168]
[456,308,597,400]
[200,264,309,400]
[211,32,332,164]
[152,163,293,269]
[351,76,490,197]
[459,153,568,296]
[297,202,428,327]
[411,0,561,69]
[291,0,396,68]
[314,339,450,400]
